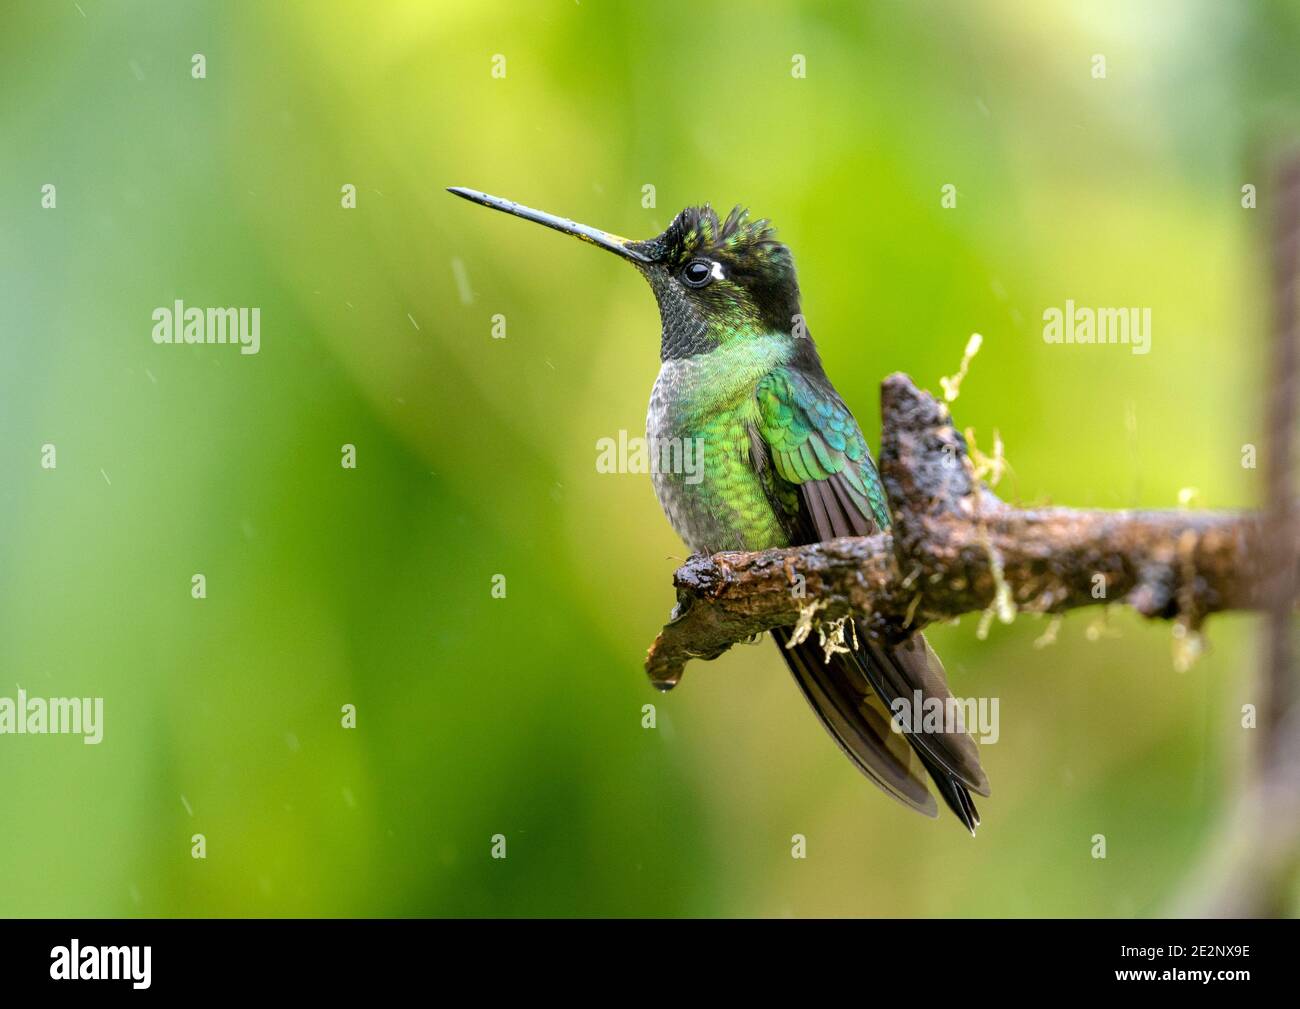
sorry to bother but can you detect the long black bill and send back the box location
[447,187,650,263]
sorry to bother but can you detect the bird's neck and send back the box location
[654,332,792,423]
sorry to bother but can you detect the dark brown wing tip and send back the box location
[953,781,981,835]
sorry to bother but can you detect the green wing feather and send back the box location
[755,368,891,531]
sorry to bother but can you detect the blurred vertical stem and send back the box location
[1260,151,1300,770]
[1178,150,1300,917]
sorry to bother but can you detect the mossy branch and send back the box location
[645,374,1293,690]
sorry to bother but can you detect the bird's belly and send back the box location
[646,395,788,555]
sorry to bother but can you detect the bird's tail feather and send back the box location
[772,625,987,833]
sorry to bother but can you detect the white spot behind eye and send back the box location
[710,261,725,281]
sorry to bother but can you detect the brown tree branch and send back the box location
[645,374,1295,690]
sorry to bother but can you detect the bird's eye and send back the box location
[682,259,714,288]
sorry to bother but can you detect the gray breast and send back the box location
[646,365,690,544]
[645,361,738,553]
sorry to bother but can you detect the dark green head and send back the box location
[448,188,803,361]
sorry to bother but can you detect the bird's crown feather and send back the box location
[637,204,785,270]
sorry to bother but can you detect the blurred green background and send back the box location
[1,0,1296,917]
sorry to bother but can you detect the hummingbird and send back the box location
[449,187,990,832]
